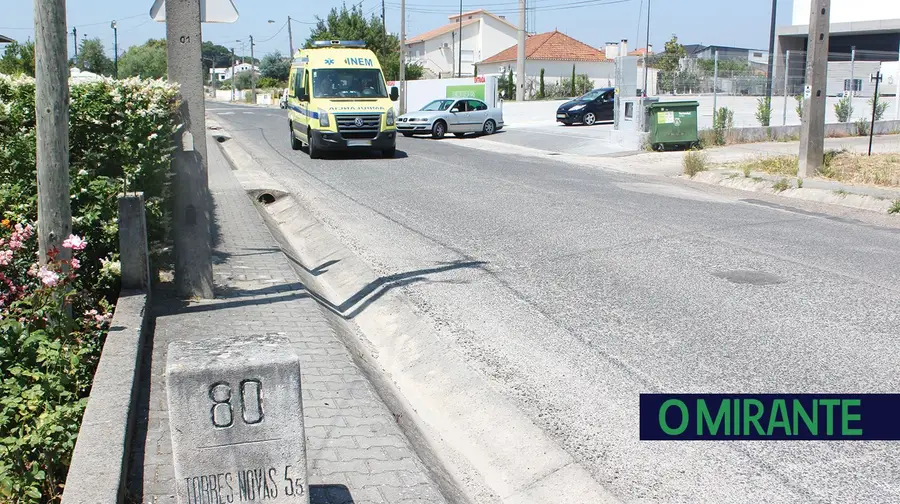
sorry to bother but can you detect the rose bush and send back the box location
[0,74,180,502]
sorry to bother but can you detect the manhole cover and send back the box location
[711,270,785,286]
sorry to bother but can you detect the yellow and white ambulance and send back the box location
[286,40,399,159]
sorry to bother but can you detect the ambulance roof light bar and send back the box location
[312,40,366,48]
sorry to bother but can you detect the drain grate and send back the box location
[711,270,785,286]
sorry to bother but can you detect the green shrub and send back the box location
[834,96,853,122]
[868,93,888,122]
[713,107,734,146]
[889,199,900,214]
[257,77,286,89]
[0,74,179,502]
[794,95,803,120]
[756,97,772,127]
[855,117,870,136]
[772,178,791,192]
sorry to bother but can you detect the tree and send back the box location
[202,41,234,74]
[0,40,35,76]
[539,68,545,99]
[260,51,290,81]
[74,38,113,75]
[653,34,686,93]
[507,68,514,99]
[233,70,253,90]
[570,64,576,96]
[304,4,420,81]
[118,39,167,79]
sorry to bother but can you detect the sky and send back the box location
[2,0,794,61]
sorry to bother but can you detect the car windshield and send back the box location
[578,89,606,101]
[421,99,455,111]
[312,68,388,98]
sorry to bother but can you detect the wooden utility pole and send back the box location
[72,26,77,57]
[250,35,256,104]
[166,0,214,298]
[798,0,830,177]
[35,0,72,264]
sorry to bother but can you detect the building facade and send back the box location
[405,10,518,78]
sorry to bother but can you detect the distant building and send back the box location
[0,34,14,44]
[682,44,770,67]
[406,10,518,78]
[211,62,258,81]
[776,0,900,96]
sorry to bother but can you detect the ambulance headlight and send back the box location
[318,109,330,127]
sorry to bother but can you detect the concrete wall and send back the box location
[386,76,499,113]
[481,60,658,97]
[792,0,900,25]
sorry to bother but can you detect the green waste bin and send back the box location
[648,101,699,151]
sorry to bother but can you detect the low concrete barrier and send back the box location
[716,119,900,144]
[61,194,153,504]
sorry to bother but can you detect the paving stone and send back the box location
[125,138,446,504]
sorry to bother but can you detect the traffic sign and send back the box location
[150,0,239,23]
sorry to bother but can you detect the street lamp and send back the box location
[110,20,118,79]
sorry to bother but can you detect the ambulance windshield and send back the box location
[312,68,388,98]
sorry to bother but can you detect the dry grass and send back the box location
[820,152,900,187]
[683,150,708,177]
[772,178,792,192]
[738,156,799,177]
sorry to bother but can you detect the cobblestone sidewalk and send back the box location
[127,136,447,504]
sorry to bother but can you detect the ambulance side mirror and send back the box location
[390,86,399,102]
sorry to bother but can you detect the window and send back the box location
[753,52,763,58]
[421,99,454,111]
[312,68,388,98]
[467,100,487,111]
[844,79,862,92]
[624,102,634,119]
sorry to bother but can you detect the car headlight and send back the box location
[569,104,585,111]
[386,108,395,126]
[318,109,330,128]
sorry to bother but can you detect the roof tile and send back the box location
[480,30,609,64]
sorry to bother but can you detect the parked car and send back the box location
[397,98,504,138]
[556,87,615,126]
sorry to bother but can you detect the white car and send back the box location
[397,98,504,139]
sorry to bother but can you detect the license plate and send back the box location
[556,113,567,118]
[347,140,372,147]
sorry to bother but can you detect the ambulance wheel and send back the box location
[308,129,321,159]
[290,123,302,151]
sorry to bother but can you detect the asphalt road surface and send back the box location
[209,101,900,503]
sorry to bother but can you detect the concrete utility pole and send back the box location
[249,35,257,104]
[515,0,525,101]
[381,0,385,33]
[896,42,900,120]
[782,50,790,125]
[712,50,719,117]
[400,0,406,114]
[798,0,831,177]
[165,0,213,298]
[35,0,72,264]
[642,0,651,96]
[458,0,463,78]
[849,46,856,97]
[764,0,777,107]
[231,47,236,101]
[287,16,294,56]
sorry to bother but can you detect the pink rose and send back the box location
[62,234,87,250]
[70,258,81,270]
[37,266,59,287]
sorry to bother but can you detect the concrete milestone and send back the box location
[166,335,308,504]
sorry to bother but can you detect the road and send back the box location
[208,101,900,503]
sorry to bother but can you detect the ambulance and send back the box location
[286,40,399,159]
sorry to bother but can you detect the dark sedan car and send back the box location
[556,87,615,126]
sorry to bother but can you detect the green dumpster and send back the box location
[648,101,699,151]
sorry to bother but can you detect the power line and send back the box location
[256,20,288,43]
[1,12,145,32]
[387,0,632,14]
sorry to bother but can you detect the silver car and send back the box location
[397,98,504,139]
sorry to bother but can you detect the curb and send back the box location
[689,170,898,215]
[213,128,621,504]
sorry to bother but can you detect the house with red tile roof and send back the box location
[478,30,618,97]
[405,10,518,79]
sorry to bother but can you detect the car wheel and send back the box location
[402,132,414,137]
[454,133,466,138]
[432,120,447,139]
[483,119,496,135]
[382,147,397,158]
[583,112,597,126]
[308,129,321,159]
[290,122,302,151]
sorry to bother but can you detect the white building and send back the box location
[479,31,616,97]
[405,10,518,78]
[210,62,258,82]
[776,0,900,96]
